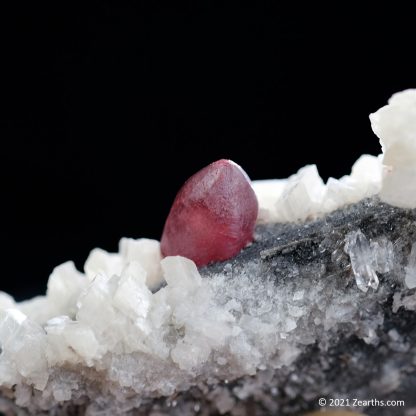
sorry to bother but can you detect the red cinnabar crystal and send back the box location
[161,159,259,267]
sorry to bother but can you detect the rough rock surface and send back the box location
[2,197,416,415]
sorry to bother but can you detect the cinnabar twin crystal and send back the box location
[161,159,259,267]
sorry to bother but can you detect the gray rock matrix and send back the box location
[2,197,416,416]
[205,197,416,416]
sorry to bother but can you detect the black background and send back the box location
[1,3,416,300]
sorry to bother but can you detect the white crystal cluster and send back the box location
[253,89,416,223]
[253,155,382,223]
[0,236,400,414]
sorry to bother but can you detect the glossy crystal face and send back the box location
[161,159,258,266]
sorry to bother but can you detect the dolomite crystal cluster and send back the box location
[1,90,416,416]
[253,89,416,222]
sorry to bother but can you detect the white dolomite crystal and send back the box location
[0,308,48,390]
[370,89,416,208]
[85,238,164,289]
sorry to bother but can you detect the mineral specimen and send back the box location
[161,159,258,266]
[1,90,416,416]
